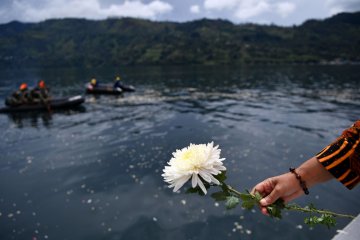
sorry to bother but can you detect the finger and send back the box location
[261,207,269,216]
[251,185,262,195]
[251,181,265,195]
[282,190,304,203]
[259,187,281,206]
[251,178,273,195]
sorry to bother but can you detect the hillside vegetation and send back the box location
[0,12,359,67]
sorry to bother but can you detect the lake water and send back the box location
[0,65,359,240]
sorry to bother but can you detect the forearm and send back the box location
[254,121,360,209]
[296,156,334,188]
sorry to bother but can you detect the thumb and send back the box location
[259,189,280,206]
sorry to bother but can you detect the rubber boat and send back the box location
[0,95,85,113]
[86,83,135,94]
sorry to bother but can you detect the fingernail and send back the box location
[260,199,267,205]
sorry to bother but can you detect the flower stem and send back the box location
[222,183,244,197]
[285,205,355,219]
[221,182,355,219]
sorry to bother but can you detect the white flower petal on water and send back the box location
[162,142,226,194]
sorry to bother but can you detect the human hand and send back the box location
[251,172,304,215]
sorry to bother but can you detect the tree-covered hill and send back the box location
[0,12,359,67]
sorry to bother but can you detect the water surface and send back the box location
[0,65,359,240]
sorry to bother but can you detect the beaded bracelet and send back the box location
[289,167,309,195]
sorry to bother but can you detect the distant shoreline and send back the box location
[0,12,359,68]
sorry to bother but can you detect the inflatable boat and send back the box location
[0,95,85,113]
[86,83,135,94]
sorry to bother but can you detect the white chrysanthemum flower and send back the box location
[162,142,226,194]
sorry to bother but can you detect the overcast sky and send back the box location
[0,0,359,26]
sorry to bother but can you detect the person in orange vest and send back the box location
[5,83,31,106]
[31,80,50,103]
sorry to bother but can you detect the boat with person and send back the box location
[86,76,136,95]
[85,83,135,94]
[85,83,123,95]
[0,95,85,113]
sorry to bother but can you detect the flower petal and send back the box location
[191,173,198,188]
[173,175,191,192]
[197,178,207,194]
[209,174,220,185]
[162,142,225,195]
[199,171,211,183]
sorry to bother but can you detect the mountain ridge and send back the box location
[0,11,359,67]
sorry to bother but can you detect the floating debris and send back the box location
[296,225,303,230]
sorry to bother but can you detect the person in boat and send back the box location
[252,120,360,216]
[113,75,123,90]
[88,78,98,90]
[31,80,50,103]
[5,83,31,106]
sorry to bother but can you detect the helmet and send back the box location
[38,80,45,88]
[115,76,121,81]
[91,78,97,85]
[19,83,28,91]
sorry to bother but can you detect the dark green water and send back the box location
[0,65,359,240]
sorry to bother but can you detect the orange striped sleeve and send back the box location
[316,120,360,190]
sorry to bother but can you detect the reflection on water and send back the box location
[0,65,359,240]
[8,111,53,128]
[5,107,87,128]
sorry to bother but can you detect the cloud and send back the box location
[204,0,238,11]
[2,0,173,23]
[326,0,360,15]
[276,2,296,18]
[109,0,173,18]
[2,0,358,26]
[204,0,297,20]
[190,5,200,14]
[233,1,270,20]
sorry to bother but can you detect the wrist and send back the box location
[296,166,314,187]
[296,156,334,188]
[289,167,309,195]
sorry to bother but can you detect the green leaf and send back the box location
[273,198,285,208]
[323,214,337,228]
[241,200,255,210]
[239,193,253,201]
[211,191,230,202]
[267,206,282,219]
[266,199,285,219]
[304,214,336,228]
[225,196,240,209]
[238,192,257,210]
[253,191,263,202]
[215,171,227,183]
[185,186,205,196]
